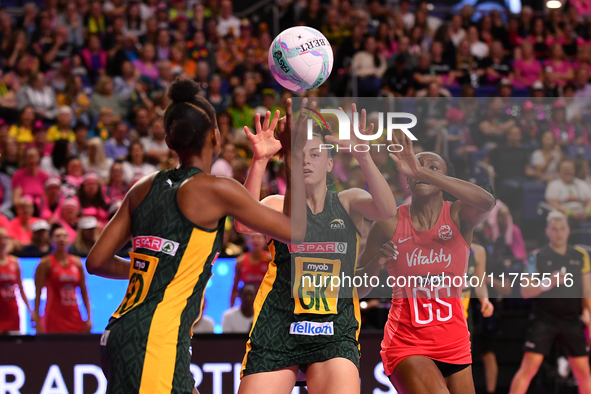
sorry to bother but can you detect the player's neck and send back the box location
[409,198,443,230]
[179,155,208,174]
[54,250,68,263]
[306,185,328,215]
[549,243,568,255]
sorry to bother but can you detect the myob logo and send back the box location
[303,107,418,153]
[289,321,334,336]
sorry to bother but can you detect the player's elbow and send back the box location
[85,253,101,276]
[291,228,306,244]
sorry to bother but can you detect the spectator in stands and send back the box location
[57,76,90,123]
[9,105,36,143]
[56,198,79,243]
[26,121,53,158]
[40,178,62,223]
[575,157,591,184]
[513,41,542,89]
[141,119,169,165]
[133,43,159,82]
[453,39,482,86]
[485,201,528,265]
[16,72,58,121]
[192,298,216,334]
[228,87,253,133]
[122,141,157,185]
[211,141,236,178]
[64,156,85,192]
[102,161,128,204]
[231,233,271,307]
[382,56,414,97]
[546,158,591,222]
[352,35,387,97]
[78,173,109,224]
[80,34,107,83]
[482,40,512,86]
[222,284,256,333]
[47,106,75,142]
[113,61,138,100]
[70,122,89,158]
[476,97,516,148]
[68,216,98,257]
[89,76,127,122]
[11,147,50,207]
[0,138,19,177]
[544,43,574,88]
[531,131,562,183]
[82,138,114,181]
[217,0,240,38]
[9,196,38,248]
[487,126,536,209]
[33,226,91,333]
[0,171,12,219]
[104,122,130,161]
[549,100,584,147]
[16,219,53,258]
[41,140,69,177]
[130,107,151,140]
[468,25,489,58]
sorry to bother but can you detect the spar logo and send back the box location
[302,107,418,153]
[288,242,348,254]
[133,236,180,256]
[289,321,334,336]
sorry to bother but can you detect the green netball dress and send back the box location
[242,190,361,377]
[100,167,224,394]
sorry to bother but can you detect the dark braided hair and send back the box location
[434,152,495,202]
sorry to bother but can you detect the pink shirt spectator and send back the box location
[57,218,77,243]
[24,142,54,157]
[513,59,542,88]
[544,59,574,86]
[132,60,159,81]
[0,214,10,231]
[8,217,38,245]
[80,206,109,225]
[11,169,50,205]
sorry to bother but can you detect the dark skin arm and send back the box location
[33,257,51,332]
[230,254,244,307]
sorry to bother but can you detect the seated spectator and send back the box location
[0,138,19,177]
[68,216,98,257]
[89,76,127,122]
[546,158,591,222]
[78,173,109,223]
[129,107,151,140]
[40,178,62,223]
[452,39,482,86]
[513,41,542,89]
[47,106,75,142]
[227,87,253,133]
[211,141,236,178]
[207,75,230,114]
[122,142,157,184]
[429,41,455,87]
[467,25,489,58]
[484,201,528,265]
[104,122,130,161]
[8,197,38,247]
[487,126,536,209]
[141,119,169,165]
[476,97,516,149]
[102,161,128,204]
[133,43,159,82]
[113,61,138,100]
[351,35,387,97]
[531,131,562,183]
[64,156,85,193]
[575,157,591,184]
[80,34,107,83]
[56,197,80,243]
[0,171,12,219]
[82,138,114,181]
[25,121,53,158]
[549,100,584,147]
[544,43,574,88]
[8,105,36,144]
[413,53,440,92]
[11,147,50,208]
[481,40,512,86]
[41,140,70,177]
[16,72,58,121]
[91,107,115,141]
[15,219,53,257]
[70,122,89,158]
[382,56,414,97]
[222,284,256,334]
[169,42,196,77]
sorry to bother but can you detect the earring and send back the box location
[406,184,409,189]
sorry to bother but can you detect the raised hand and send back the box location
[244,110,282,161]
[278,98,314,159]
[325,103,375,158]
[377,240,399,266]
[388,131,422,179]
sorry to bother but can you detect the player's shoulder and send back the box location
[260,194,285,211]
[471,243,486,254]
[573,245,590,260]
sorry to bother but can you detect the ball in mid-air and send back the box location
[268,26,334,92]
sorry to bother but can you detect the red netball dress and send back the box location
[240,252,271,289]
[42,255,86,333]
[0,256,20,332]
[381,201,471,376]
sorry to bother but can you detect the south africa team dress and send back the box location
[381,202,472,376]
[242,190,361,377]
[100,167,224,394]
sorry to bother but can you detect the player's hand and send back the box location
[388,132,422,179]
[377,240,398,266]
[325,103,375,158]
[279,98,312,160]
[480,299,494,318]
[31,312,42,332]
[244,110,282,162]
[84,319,92,332]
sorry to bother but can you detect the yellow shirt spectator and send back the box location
[8,125,33,143]
[47,125,75,142]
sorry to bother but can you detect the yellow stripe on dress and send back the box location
[352,233,362,346]
[241,240,279,378]
[139,228,217,393]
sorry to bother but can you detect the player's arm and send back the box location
[231,254,244,307]
[15,261,31,313]
[235,110,283,234]
[76,257,92,331]
[86,192,133,279]
[355,219,397,299]
[33,257,50,332]
[577,247,591,320]
[472,244,494,317]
